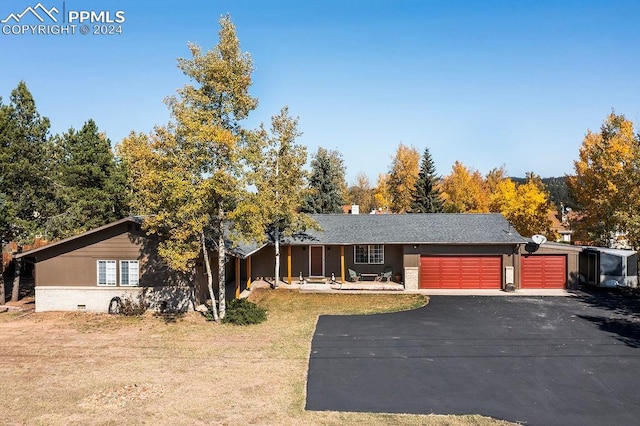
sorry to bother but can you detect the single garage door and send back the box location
[420,256,502,289]
[521,255,566,289]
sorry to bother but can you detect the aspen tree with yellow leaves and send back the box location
[388,143,420,213]
[439,162,554,238]
[568,113,640,247]
[373,173,392,213]
[489,172,555,238]
[236,106,315,287]
[439,161,490,213]
[348,172,376,214]
[119,15,258,320]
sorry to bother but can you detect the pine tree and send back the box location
[51,119,129,238]
[410,147,443,213]
[302,147,347,213]
[0,81,56,242]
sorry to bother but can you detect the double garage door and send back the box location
[419,254,567,289]
[420,256,502,289]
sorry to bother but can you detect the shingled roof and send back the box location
[15,213,527,261]
[287,213,527,245]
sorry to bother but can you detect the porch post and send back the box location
[246,256,252,290]
[287,245,292,285]
[235,257,240,299]
[340,246,345,283]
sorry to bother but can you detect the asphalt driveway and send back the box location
[306,292,640,425]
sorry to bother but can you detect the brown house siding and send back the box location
[248,244,405,282]
[31,222,193,290]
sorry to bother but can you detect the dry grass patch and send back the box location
[0,289,515,425]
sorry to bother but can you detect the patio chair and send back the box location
[378,266,393,282]
[348,269,361,282]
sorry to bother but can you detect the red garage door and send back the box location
[420,256,502,289]
[521,255,566,289]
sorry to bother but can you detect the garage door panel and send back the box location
[521,255,566,289]
[420,256,502,289]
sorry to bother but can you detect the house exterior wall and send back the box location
[252,244,405,281]
[194,254,238,303]
[35,286,193,313]
[248,244,404,283]
[29,221,196,312]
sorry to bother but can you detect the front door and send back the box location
[310,246,324,277]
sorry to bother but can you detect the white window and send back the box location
[97,260,117,286]
[120,260,139,286]
[354,245,384,264]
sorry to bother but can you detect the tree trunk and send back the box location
[217,207,226,319]
[274,227,280,288]
[0,258,5,304]
[202,231,219,322]
[273,158,280,288]
[11,256,21,302]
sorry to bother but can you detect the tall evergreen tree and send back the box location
[302,147,347,213]
[410,147,443,213]
[51,119,129,238]
[0,81,56,242]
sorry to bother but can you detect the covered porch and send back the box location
[243,243,406,290]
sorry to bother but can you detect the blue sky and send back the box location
[1,0,638,184]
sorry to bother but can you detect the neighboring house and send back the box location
[19,212,625,313]
[548,209,573,243]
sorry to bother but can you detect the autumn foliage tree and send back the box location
[439,161,554,238]
[489,172,555,238]
[119,15,258,320]
[240,106,314,286]
[567,113,640,247]
[347,172,376,214]
[439,161,489,213]
[373,173,391,213]
[388,143,420,213]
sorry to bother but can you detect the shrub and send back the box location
[221,298,267,325]
[108,294,148,316]
[202,306,216,322]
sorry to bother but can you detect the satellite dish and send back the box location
[532,234,547,245]
[524,242,540,254]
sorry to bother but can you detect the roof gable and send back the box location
[14,216,143,259]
